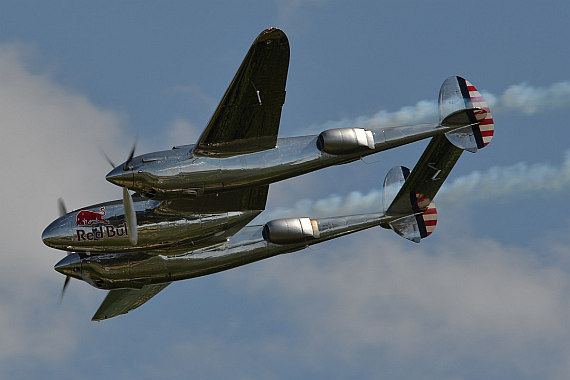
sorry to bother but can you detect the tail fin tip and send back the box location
[439,76,495,152]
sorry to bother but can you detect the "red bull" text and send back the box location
[76,223,128,241]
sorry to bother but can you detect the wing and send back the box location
[386,135,463,216]
[193,28,290,157]
[156,185,269,214]
[92,282,170,321]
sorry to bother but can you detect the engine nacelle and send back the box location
[262,217,320,245]
[317,128,375,155]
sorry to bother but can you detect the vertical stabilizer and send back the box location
[439,76,494,152]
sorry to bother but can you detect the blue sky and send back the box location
[1,1,570,379]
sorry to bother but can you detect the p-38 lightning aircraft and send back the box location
[42,28,494,321]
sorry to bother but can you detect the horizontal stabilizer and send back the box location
[440,107,486,126]
[439,76,494,152]
[390,202,437,243]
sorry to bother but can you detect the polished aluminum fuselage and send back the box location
[43,197,261,255]
[45,123,457,291]
[53,213,391,290]
[107,124,448,198]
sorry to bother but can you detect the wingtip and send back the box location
[257,27,288,44]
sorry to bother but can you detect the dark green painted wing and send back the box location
[386,135,463,216]
[193,28,289,157]
[156,185,269,214]
[92,282,171,321]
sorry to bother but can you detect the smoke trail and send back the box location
[260,80,570,221]
[439,150,570,204]
[301,81,570,134]
[260,151,570,221]
[308,100,438,134]
[492,81,570,115]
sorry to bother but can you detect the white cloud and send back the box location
[2,38,570,378]
[0,43,127,368]
[276,0,328,25]
[168,84,217,110]
[164,118,201,149]
[225,231,570,378]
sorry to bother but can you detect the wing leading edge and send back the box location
[92,283,171,321]
[193,28,290,157]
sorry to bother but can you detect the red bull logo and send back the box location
[76,207,109,226]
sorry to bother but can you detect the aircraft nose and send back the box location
[106,166,134,188]
[42,217,71,249]
[54,253,81,277]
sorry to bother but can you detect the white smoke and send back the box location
[309,99,438,134]
[302,81,570,134]
[265,80,570,220]
[492,81,570,115]
[440,151,570,204]
[260,150,570,220]
[263,189,383,220]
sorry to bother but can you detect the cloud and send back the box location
[225,231,570,378]
[2,37,570,379]
[276,0,328,25]
[167,84,217,111]
[163,118,201,149]
[0,43,127,369]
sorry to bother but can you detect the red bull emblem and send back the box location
[76,207,109,226]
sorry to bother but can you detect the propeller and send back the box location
[60,275,70,303]
[123,187,138,245]
[57,198,73,302]
[101,140,139,246]
[122,140,138,245]
[101,149,116,168]
[123,140,137,171]
[100,139,136,170]
[57,197,67,217]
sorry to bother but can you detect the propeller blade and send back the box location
[57,198,67,217]
[100,149,116,168]
[123,140,137,171]
[123,187,138,245]
[60,275,70,302]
